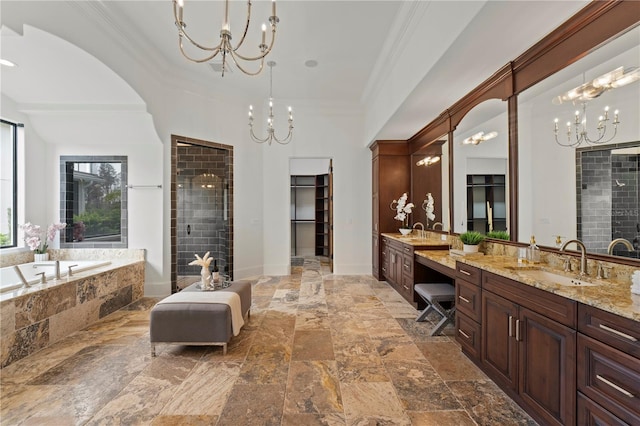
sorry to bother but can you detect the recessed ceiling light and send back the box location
[304,60,318,68]
[0,59,17,67]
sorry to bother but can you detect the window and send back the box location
[60,156,128,248]
[0,120,19,248]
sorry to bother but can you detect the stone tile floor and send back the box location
[0,258,536,425]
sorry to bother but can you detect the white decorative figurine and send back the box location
[189,251,214,290]
[631,270,640,295]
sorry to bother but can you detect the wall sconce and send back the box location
[416,156,440,166]
[462,131,497,145]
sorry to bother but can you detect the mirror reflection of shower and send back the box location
[176,143,231,287]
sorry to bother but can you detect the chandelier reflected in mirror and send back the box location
[248,61,293,145]
[552,66,639,147]
[173,0,279,76]
[462,131,497,146]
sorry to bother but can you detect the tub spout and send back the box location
[13,266,30,288]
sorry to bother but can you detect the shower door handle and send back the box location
[187,224,191,235]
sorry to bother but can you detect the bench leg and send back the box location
[429,304,456,336]
[151,343,156,357]
[222,343,227,356]
[416,305,434,322]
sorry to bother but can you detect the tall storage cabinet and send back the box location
[370,141,410,280]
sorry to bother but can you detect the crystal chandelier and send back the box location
[248,61,293,145]
[173,0,279,76]
[552,66,639,147]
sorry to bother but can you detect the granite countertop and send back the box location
[381,232,451,248]
[415,250,640,322]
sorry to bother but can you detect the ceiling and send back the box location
[1,1,591,143]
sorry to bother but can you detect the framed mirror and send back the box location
[517,25,639,260]
[411,138,449,231]
[60,155,128,248]
[452,99,509,236]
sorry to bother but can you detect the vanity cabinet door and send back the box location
[482,290,518,391]
[518,307,576,426]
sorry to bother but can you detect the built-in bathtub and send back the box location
[0,249,145,368]
[1,260,111,293]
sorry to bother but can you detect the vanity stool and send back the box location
[150,280,252,356]
[414,283,456,336]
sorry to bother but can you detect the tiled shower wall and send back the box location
[177,145,230,276]
[577,143,639,257]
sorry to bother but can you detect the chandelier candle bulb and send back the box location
[262,24,266,44]
[272,0,276,17]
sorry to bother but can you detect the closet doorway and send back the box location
[290,158,333,272]
[171,135,233,293]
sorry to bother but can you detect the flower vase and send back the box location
[34,253,49,262]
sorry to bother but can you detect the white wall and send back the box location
[263,102,371,275]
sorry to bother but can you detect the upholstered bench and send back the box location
[414,283,456,336]
[150,280,252,356]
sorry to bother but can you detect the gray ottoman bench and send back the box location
[150,280,252,356]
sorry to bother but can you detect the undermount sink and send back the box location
[519,269,601,287]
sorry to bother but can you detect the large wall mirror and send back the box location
[452,99,509,235]
[60,155,128,248]
[517,25,639,260]
[411,138,449,231]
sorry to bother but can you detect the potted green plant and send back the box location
[459,231,485,253]
[486,230,510,240]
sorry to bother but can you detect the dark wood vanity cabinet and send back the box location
[481,271,577,426]
[381,236,415,305]
[577,304,640,425]
[455,263,482,360]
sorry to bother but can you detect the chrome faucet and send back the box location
[432,222,444,230]
[413,222,425,239]
[607,238,634,255]
[33,260,61,280]
[560,239,588,276]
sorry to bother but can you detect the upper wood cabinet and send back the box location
[371,141,410,279]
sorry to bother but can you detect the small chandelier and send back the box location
[463,131,497,146]
[552,66,639,147]
[173,0,279,76]
[248,61,293,145]
[553,104,619,147]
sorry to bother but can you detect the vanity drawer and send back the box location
[578,393,628,426]
[456,262,481,286]
[456,278,481,322]
[578,303,639,358]
[402,253,413,276]
[456,312,481,360]
[577,334,640,424]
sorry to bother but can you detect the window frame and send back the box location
[0,119,20,249]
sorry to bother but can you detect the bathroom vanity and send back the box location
[415,249,639,426]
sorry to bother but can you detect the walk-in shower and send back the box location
[171,135,233,293]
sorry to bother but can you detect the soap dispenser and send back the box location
[527,235,541,264]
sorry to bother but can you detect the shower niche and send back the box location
[171,135,233,292]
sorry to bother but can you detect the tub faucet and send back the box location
[607,238,634,255]
[13,266,30,288]
[68,264,79,277]
[33,261,61,280]
[413,222,425,239]
[432,222,444,230]
[560,239,588,276]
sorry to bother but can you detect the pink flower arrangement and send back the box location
[19,222,67,254]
